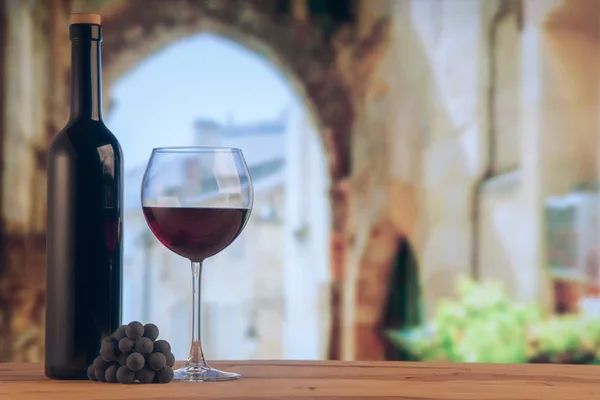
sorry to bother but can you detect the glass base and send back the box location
[174,363,241,382]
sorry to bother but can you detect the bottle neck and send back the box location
[69,39,102,121]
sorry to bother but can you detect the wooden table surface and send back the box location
[1,360,600,399]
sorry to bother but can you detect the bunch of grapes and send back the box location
[87,321,176,384]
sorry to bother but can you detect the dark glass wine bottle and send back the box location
[45,13,123,380]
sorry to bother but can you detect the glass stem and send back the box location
[187,260,208,367]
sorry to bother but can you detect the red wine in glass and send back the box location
[142,207,250,261]
[141,146,253,382]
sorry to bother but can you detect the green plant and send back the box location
[387,278,542,363]
[386,277,600,364]
[528,315,600,364]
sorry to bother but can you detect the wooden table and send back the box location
[1,360,600,399]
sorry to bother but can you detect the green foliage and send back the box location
[386,277,600,364]
[530,315,599,364]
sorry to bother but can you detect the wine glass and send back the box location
[141,146,253,382]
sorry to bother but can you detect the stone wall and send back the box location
[480,0,600,309]
[341,0,600,360]
[338,0,492,360]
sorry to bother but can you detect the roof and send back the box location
[195,107,290,137]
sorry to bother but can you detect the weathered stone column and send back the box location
[0,0,70,362]
[0,0,9,362]
[338,0,396,360]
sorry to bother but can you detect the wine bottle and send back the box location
[45,13,123,380]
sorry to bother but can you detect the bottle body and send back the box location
[45,121,123,379]
[45,16,123,380]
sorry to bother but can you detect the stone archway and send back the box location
[98,0,352,184]
[95,0,354,359]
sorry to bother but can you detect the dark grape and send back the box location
[102,336,118,349]
[126,321,144,340]
[135,366,155,384]
[153,339,171,354]
[164,351,175,368]
[118,352,128,366]
[156,366,174,383]
[116,365,135,384]
[148,352,166,371]
[118,337,134,354]
[105,364,119,383]
[95,366,108,382]
[143,323,159,342]
[100,343,118,362]
[112,325,127,340]
[87,364,97,381]
[134,337,154,356]
[93,356,111,371]
[126,353,145,372]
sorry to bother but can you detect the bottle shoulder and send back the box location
[49,119,123,159]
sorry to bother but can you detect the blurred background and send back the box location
[1,0,600,365]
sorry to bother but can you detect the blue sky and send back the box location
[105,33,298,170]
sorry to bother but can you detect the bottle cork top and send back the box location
[70,13,101,25]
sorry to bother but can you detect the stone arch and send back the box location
[95,0,353,360]
[98,0,352,185]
